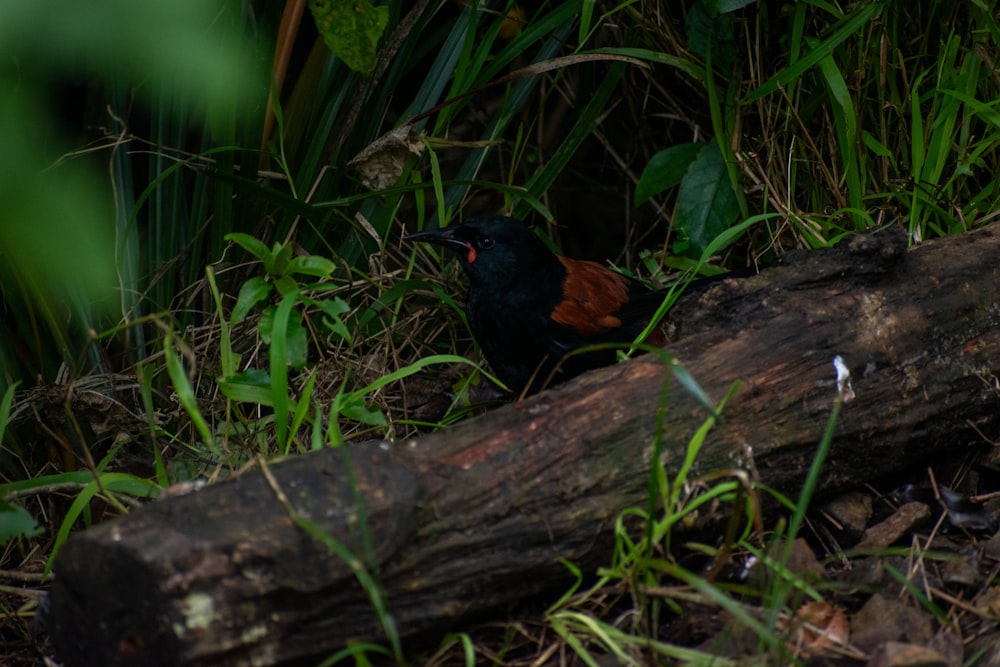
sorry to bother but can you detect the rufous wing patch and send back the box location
[551,256,630,335]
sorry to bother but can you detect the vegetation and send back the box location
[2,0,999,664]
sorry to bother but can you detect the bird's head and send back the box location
[404,216,558,286]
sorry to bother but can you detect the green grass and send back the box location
[2,0,999,663]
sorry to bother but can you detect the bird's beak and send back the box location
[404,227,472,255]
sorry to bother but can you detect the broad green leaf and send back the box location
[287,255,337,278]
[315,297,353,343]
[217,369,274,405]
[274,275,300,296]
[226,232,273,264]
[309,0,389,75]
[260,307,309,368]
[259,306,275,342]
[271,241,293,277]
[337,394,387,427]
[0,500,43,545]
[284,320,309,370]
[634,142,705,205]
[231,276,271,325]
[675,143,739,257]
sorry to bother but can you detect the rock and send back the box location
[941,547,979,588]
[820,491,874,540]
[928,631,963,667]
[865,641,947,667]
[851,595,933,653]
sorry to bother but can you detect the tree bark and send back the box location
[48,226,1000,667]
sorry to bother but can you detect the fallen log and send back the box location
[48,226,1000,666]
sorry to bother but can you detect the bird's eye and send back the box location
[477,236,495,249]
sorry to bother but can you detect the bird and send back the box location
[404,215,667,396]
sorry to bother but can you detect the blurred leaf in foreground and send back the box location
[0,0,255,387]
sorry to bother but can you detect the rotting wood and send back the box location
[48,226,1000,667]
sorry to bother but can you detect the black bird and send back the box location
[405,216,667,395]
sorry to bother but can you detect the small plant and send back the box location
[214,233,345,453]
